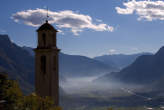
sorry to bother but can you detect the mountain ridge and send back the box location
[95,46,164,86]
[94,52,152,69]
[0,34,116,93]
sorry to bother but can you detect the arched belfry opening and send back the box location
[42,33,46,47]
[34,20,60,107]
[41,55,46,74]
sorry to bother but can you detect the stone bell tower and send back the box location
[34,20,60,106]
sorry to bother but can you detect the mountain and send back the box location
[0,34,117,93]
[22,46,35,56]
[59,53,117,77]
[94,53,152,69]
[95,46,164,85]
[23,46,117,77]
[0,34,34,93]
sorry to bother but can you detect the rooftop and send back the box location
[37,20,58,32]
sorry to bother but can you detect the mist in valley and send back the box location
[59,74,160,110]
[60,74,148,99]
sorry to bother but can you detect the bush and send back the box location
[0,73,60,110]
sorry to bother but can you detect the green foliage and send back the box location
[0,73,60,110]
[107,107,113,110]
[3,80,23,110]
[18,94,55,110]
[0,74,23,110]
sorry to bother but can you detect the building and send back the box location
[34,20,60,106]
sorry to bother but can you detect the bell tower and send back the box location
[34,20,60,106]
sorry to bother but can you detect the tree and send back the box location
[0,73,61,110]
[0,74,23,110]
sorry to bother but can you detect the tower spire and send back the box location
[46,6,49,23]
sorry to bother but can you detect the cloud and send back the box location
[109,49,117,55]
[116,0,164,21]
[12,9,114,35]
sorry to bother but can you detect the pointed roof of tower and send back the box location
[37,20,58,32]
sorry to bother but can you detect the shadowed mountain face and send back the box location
[95,46,164,85]
[0,35,34,93]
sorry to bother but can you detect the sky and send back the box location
[1,0,164,57]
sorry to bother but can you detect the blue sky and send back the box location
[1,0,164,57]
